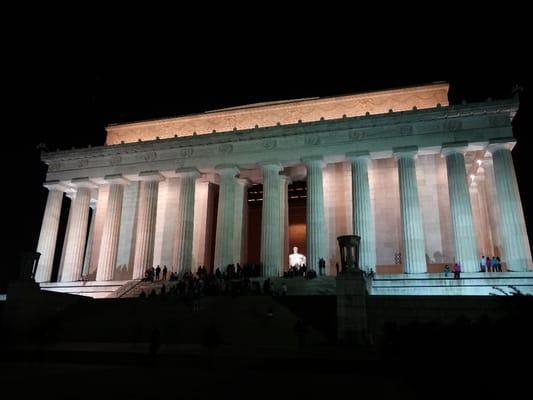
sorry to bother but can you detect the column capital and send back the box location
[43,180,68,192]
[236,177,251,187]
[175,167,200,178]
[279,174,292,184]
[301,156,325,167]
[137,171,164,182]
[215,164,239,177]
[103,174,130,185]
[393,146,418,160]
[441,141,469,157]
[70,177,98,189]
[346,151,370,162]
[259,161,283,172]
[487,138,516,153]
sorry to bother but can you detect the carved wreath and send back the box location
[262,139,277,150]
[304,135,320,145]
[180,148,194,158]
[349,131,366,141]
[142,151,157,161]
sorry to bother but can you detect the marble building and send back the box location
[34,82,533,284]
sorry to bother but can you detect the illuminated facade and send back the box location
[34,83,533,287]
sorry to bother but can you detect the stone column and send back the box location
[347,151,376,273]
[96,175,128,281]
[303,156,326,273]
[234,178,249,266]
[213,165,239,270]
[489,141,532,270]
[34,181,65,283]
[82,199,97,278]
[280,175,290,274]
[132,172,163,279]
[260,162,282,276]
[174,168,200,274]
[61,178,96,282]
[394,147,427,273]
[442,143,479,272]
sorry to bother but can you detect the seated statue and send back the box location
[289,246,306,268]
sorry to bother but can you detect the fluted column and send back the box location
[35,181,65,283]
[442,143,479,272]
[174,168,200,274]
[280,175,290,274]
[96,175,128,281]
[132,172,163,279]
[260,162,282,276]
[214,165,239,270]
[234,178,249,266]
[303,156,326,273]
[61,178,96,282]
[347,151,376,272]
[394,147,427,273]
[489,141,532,270]
[82,199,97,278]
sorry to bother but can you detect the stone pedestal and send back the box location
[336,270,368,345]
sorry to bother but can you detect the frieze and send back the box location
[136,151,158,162]
[444,120,462,132]
[180,148,194,157]
[304,135,321,145]
[262,139,277,150]
[349,131,366,141]
[77,159,89,168]
[48,162,62,171]
[400,125,413,135]
[489,115,509,127]
[109,155,122,166]
[218,144,233,154]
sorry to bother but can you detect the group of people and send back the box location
[443,255,504,279]
[479,256,503,272]
[143,265,168,282]
[443,263,462,279]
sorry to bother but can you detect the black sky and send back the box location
[4,21,532,289]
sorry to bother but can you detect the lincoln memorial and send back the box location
[33,82,533,292]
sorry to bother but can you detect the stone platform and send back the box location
[370,272,533,296]
[39,280,131,299]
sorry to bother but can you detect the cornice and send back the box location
[41,99,518,175]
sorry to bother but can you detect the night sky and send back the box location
[4,43,532,290]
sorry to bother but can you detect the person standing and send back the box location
[155,265,161,280]
[453,262,461,279]
[162,265,168,281]
[480,256,486,272]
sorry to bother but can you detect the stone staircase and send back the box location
[252,276,337,295]
[119,280,178,298]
